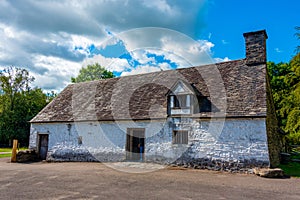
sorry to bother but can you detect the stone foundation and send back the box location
[47,147,97,162]
[171,157,269,173]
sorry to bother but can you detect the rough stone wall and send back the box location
[145,118,269,167]
[30,118,269,169]
[243,30,268,65]
[30,121,168,162]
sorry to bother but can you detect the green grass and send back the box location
[280,147,300,177]
[0,153,11,158]
[0,148,13,152]
[280,162,300,177]
[0,147,28,158]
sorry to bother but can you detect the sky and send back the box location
[0,0,299,92]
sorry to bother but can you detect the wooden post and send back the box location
[11,139,18,162]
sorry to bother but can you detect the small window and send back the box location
[173,130,188,144]
[171,95,190,108]
[77,136,83,145]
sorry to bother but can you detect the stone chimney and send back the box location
[243,30,268,65]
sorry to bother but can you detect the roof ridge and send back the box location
[71,59,245,85]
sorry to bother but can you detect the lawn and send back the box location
[280,162,300,177]
[280,147,300,177]
[0,153,11,158]
[0,147,28,158]
[0,148,14,152]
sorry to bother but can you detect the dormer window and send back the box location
[167,80,194,116]
[170,94,190,108]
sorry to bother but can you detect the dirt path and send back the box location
[0,158,299,200]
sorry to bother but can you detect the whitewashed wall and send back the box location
[29,118,269,165]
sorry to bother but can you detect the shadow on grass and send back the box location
[280,147,300,178]
[280,162,300,178]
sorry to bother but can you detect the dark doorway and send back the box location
[38,134,49,160]
[126,128,145,161]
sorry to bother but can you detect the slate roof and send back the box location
[30,59,267,123]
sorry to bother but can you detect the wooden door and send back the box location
[39,134,49,160]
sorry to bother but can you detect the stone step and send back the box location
[253,168,284,178]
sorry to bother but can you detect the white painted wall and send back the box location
[29,118,269,164]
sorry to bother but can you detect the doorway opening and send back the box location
[126,128,145,161]
[38,134,49,160]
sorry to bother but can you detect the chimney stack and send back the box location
[243,30,268,65]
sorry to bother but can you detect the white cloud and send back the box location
[214,57,230,63]
[130,50,156,65]
[83,55,131,73]
[208,32,212,39]
[121,65,164,76]
[274,48,282,53]
[0,0,210,91]
[142,0,179,16]
[117,28,216,67]
[221,39,229,45]
[31,55,81,91]
[158,62,172,70]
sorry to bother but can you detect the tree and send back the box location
[0,67,50,146]
[0,67,34,111]
[268,53,300,145]
[71,63,115,83]
[283,54,300,144]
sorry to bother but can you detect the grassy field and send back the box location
[0,153,11,158]
[0,147,28,158]
[0,148,14,152]
[280,162,300,177]
[280,147,300,177]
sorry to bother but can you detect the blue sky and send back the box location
[203,0,299,63]
[0,0,299,91]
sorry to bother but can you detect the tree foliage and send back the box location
[268,53,300,144]
[268,27,300,145]
[0,67,51,146]
[71,63,115,83]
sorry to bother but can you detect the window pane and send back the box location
[186,95,190,107]
[182,131,188,144]
[180,95,186,107]
[170,96,174,108]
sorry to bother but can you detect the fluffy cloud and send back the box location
[0,0,213,91]
[31,55,81,91]
[121,66,156,76]
[82,54,131,73]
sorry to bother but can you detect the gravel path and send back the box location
[0,158,299,200]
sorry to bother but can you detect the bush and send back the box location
[287,132,300,145]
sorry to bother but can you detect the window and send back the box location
[170,95,190,108]
[77,136,83,145]
[173,130,188,144]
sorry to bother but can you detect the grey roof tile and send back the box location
[31,59,267,123]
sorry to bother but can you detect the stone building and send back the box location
[29,30,281,169]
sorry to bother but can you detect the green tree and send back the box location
[284,54,300,144]
[0,67,34,111]
[0,67,50,146]
[71,63,115,83]
[268,53,300,145]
